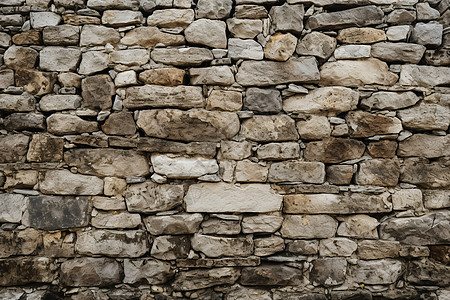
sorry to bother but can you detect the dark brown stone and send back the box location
[137,137,217,157]
[356,159,400,186]
[0,228,41,258]
[0,257,57,286]
[310,258,347,287]
[367,140,397,158]
[27,134,64,163]
[12,30,41,45]
[81,74,115,110]
[15,69,57,96]
[72,135,109,148]
[240,265,302,286]
[430,246,450,265]
[304,137,365,163]
[4,112,45,131]
[4,46,38,70]
[138,68,185,86]
[346,111,402,138]
[101,111,136,136]
[326,165,355,185]
[173,267,240,291]
[177,257,260,268]
[109,136,138,148]
[62,14,101,26]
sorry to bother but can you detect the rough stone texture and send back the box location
[138,68,185,86]
[40,47,81,72]
[371,42,426,64]
[308,6,384,30]
[151,154,218,179]
[0,258,57,286]
[304,138,365,163]
[240,265,302,286]
[296,31,336,60]
[351,259,403,285]
[281,215,338,239]
[337,215,379,239]
[244,88,281,113]
[407,258,450,286]
[356,159,401,186]
[401,158,450,188]
[270,3,304,34]
[337,27,386,44]
[399,65,450,87]
[121,26,184,48]
[191,234,253,257]
[241,115,298,142]
[189,66,235,86]
[346,111,402,138]
[0,228,41,258]
[145,213,203,235]
[0,194,26,223]
[185,19,227,49]
[361,91,419,110]
[173,268,240,291]
[227,18,262,39]
[397,103,450,131]
[123,259,173,284]
[228,38,263,60]
[151,235,190,260]
[310,258,347,286]
[151,47,213,66]
[60,258,123,287]
[4,46,38,70]
[398,134,450,158]
[0,94,35,112]
[80,25,121,46]
[264,33,297,61]
[268,161,325,183]
[319,238,357,257]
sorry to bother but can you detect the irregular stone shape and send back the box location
[241,265,302,286]
[185,182,282,213]
[397,102,450,130]
[371,42,426,64]
[351,259,403,285]
[304,138,365,163]
[334,45,370,59]
[124,259,173,284]
[47,113,98,135]
[288,240,319,255]
[189,66,234,85]
[40,169,103,195]
[202,218,241,235]
[320,58,398,87]
[0,194,26,223]
[137,109,239,142]
[357,240,400,260]
[399,64,450,87]
[145,213,203,235]
[235,160,268,182]
[411,22,443,46]
[185,19,227,48]
[264,33,297,62]
[319,238,357,257]
[151,47,213,66]
[310,258,347,287]
[0,258,56,286]
[43,25,79,45]
[228,38,264,60]
[254,235,284,256]
[367,140,397,158]
[417,2,440,21]
[402,158,450,188]
[386,25,410,42]
[241,115,298,142]
[63,14,101,26]
[296,31,336,61]
[110,49,149,66]
[257,142,300,160]
[398,134,450,158]
[39,95,81,112]
[15,69,57,96]
[4,170,37,190]
[23,195,89,230]
[138,68,185,86]
[391,189,423,211]
[151,154,218,179]
[30,11,61,28]
[296,115,330,140]
[191,234,253,257]
[173,268,240,291]
[101,111,136,136]
[308,6,383,30]
[0,228,41,258]
[0,69,14,89]
[0,94,35,112]
[65,149,149,177]
[380,212,450,245]
[196,0,232,19]
[244,88,281,113]
[0,32,11,47]
[12,30,41,45]
[268,161,325,184]
[4,45,38,70]
[326,165,354,185]
[60,258,122,287]
[284,192,392,214]
[76,230,149,257]
[236,57,319,86]
[281,215,338,239]
[226,285,272,300]
[386,9,416,25]
[78,51,109,75]
[337,215,379,239]
[407,258,450,286]
[4,112,45,131]
[424,49,450,66]
[124,182,184,213]
[270,3,304,34]
[121,26,184,48]
[138,138,216,157]
[218,141,251,160]
[207,90,242,112]
[102,10,143,27]
[39,47,81,72]
[337,27,386,44]
[347,111,402,138]
[125,85,203,109]
[151,235,190,260]
[227,18,262,39]
[147,9,194,28]
[361,91,419,110]
[0,134,29,163]
[177,257,260,268]
[356,159,400,187]
[92,211,141,229]
[423,190,450,209]
[80,25,121,46]
[55,0,84,8]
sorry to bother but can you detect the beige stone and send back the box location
[319,238,357,257]
[40,169,103,195]
[241,115,298,142]
[268,160,325,184]
[337,27,387,44]
[47,113,98,135]
[254,236,284,256]
[101,10,143,27]
[145,214,203,235]
[297,115,331,140]
[207,90,242,112]
[151,47,213,66]
[398,134,450,158]
[356,159,400,187]
[346,111,402,138]
[189,66,235,86]
[235,160,268,182]
[185,19,227,48]
[151,154,218,179]
[337,215,379,239]
[257,143,300,160]
[392,189,423,211]
[121,26,184,47]
[242,214,283,234]
[397,103,450,131]
[227,18,262,39]
[264,33,297,61]
[147,9,194,28]
[92,211,141,229]
[191,234,253,257]
[357,240,401,259]
[281,215,338,239]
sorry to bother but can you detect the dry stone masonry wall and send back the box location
[0,0,449,298]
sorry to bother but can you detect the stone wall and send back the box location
[0,0,449,299]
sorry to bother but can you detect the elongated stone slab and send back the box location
[40,170,103,195]
[151,47,213,66]
[184,182,282,213]
[0,94,35,112]
[151,154,218,179]
[281,215,338,239]
[177,257,260,268]
[399,65,450,87]
[307,6,384,30]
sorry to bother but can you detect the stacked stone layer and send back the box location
[0,0,449,299]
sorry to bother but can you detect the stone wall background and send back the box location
[0,0,449,299]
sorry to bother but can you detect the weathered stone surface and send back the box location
[207,90,242,112]
[60,258,122,287]
[30,12,61,28]
[391,189,423,211]
[43,25,79,45]
[4,170,37,190]
[319,238,357,257]
[39,95,81,112]
[189,66,234,85]
[326,165,354,185]
[124,259,173,284]
[320,58,398,87]
[102,10,143,27]
[12,30,41,45]
[284,192,392,214]
[308,6,384,30]
[399,65,450,87]
[147,9,194,28]
[78,51,109,75]
[80,25,121,46]
[228,38,263,60]
[257,142,300,160]
[0,32,11,47]
[15,69,57,96]
[367,140,397,158]
[297,115,331,140]
[380,212,450,245]
[241,115,298,142]
[225,284,272,300]
[254,235,284,256]
[145,213,203,235]
[54,0,84,8]
[244,88,281,113]
[138,138,216,157]
[0,258,56,286]
[398,134,450,158]
[65,149,149,177]
[241,265,302,286]
[386,9,416,25]
[371,42,426,64]
[192,234,253,257]
[196,0,232,19]
[227,18,262,39]
[241,214,283,234]
[236,57,319,86]
[0,134,29,163]
[361,91,419,110]
[0,94,35,112]
[0,228,41,258]
[173,268,240,291]
[386,25,410,42]
[337,27,386,44]
[121,26,184,48]
[139,68,185,86]
[101,111,136,136]
[407,258,450,286]
[424,49,450,66]
[337,215,379,239]
[63,14,101,26]
[4,45,38,70]
[397,102,450,131]
[185,19,227,48]
[110,49,149,66]
[357,240,400,259]
[47,113,98,135]
[185,182,282,213]
[202,217,241,235]
[270,3,304,34]
[423,190,450,209]
[411,22,443,47]
[334,45,371,59]
[76,230,149,257]
[296,32,336,60]
[58,72,82,88]
[81,74,114,110]
[264,33,297,61]
[92,211,141,229]
[281,215,338,239]
[39,47,80,72]
[356,159,400,186]
[177,257,259,268]
[151,154,218,179]
[351,259,403,285]
[402,158,450,188]
[268,161,325,184]
[288,240,319,255]
[87,0,139,10]
[137,109,239,142]
[0,194,26,223]
[151,235,190,260]
[310,258,347,287]
[4,112,45,131]
[0,69,14,89]
[347,111,402,137]
[40,170,103,195]
[304,138,365,163]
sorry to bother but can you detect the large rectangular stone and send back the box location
[0,134,29,163]
[151,154,218,179]
[0,228,41,258]
[0,94,35,112]
[191,234,253,258]
[0,258,57,286]
[280,215,338,239]
[268,161,325,183]
[184,182,282,213]
[40,170,103,195]
[0,194,26,223]
[399,65,450,87]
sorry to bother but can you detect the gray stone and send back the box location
[151,235,190,260]
[0,70,14,89]
[304,138,365,163]
[4,46,38,70]
[307,6,383,30]
[411,22,443,46]
[288,240,318,255]
[0,32,11,48]
[0,134,29,163]
[281,215,338,239]
[151,47,213,66]
[417,2,440,21]
[357,240,400,259]
[386,25,410,42]
[296,32,336,60]
[225,285,272,300]
[423,190,450,209]
[138,138,216,157]
[102,10,143,27]
[202,217,241,235]
[0,194,26,223]
[236,57,319,86]
[43,25,79,45]
[121,26,184,47]
[60,258,122,287]
[238,266,301,289]
[241,115,298,142]
[297,115,331,140]
[401,158,450,188]
[191,234,253,257]
[39,47,81,72]
[144,213,203,235]
[337,215,379,239]
[235,5,268,19]
[101,111,136,136]
[4,112,45,131]
[337,27,386,44]
[40,169,103,195]
[235,160,268,182]
[184,19,226,48]
[254,236,284,256]
[54,0,84,8]
[268,161,325,184]
[391,189,423,211]
[397,102,450,130]
[78,51,109,75]
[147,9,194,28]
[386,9,416,25]
[47,113,98,135]
[87,0,139,10]
[64,148,149,177]
[0,228,41,258]
[151,154,218,179]
[196,0,232,19]
[399,65,450,87]
[356,159,400,186]
[123,259,173,284]
[39,95,81,111]
[398,134,450,158]
[207,90,243,112]
[264,33,297,62]
[219,141,251,160]
[228,38,263,60]
[424,49,450,66]
[227,18,262,39]
[334,45,371,59]
[244,88,281,113]
[310,258,347,287]
[257,142,300,160]
[371,42,426,64]
[76,229,149,257]
[319,238,357,257]
[361,91,419,110]
[407,258,450,286]
[270,3,304,34]
[92,211,141,229]
[30,12,61,28]
[80,25,121,46]
[189,66,234,85]
[0,258,57,286]
[347,111,402,138]
[173,267,240,291]
[110,49,149,66]
[0,94,35,112]
[351,259,403,285]
[185,182,282,213]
